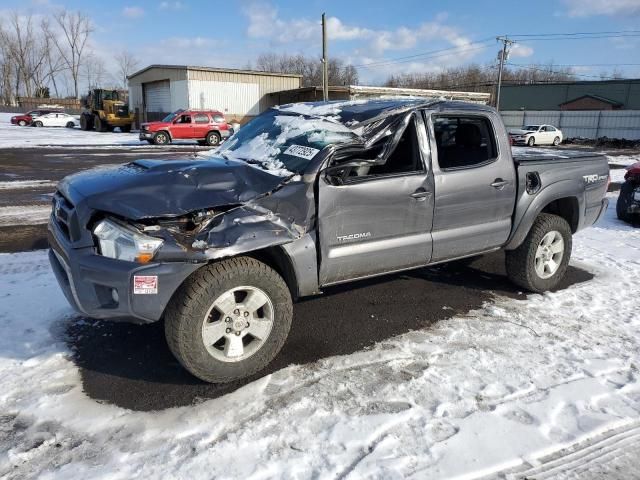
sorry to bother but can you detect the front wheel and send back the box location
[153,131,170,145]
[505,213,572,293]
[66,121,75,128]
[527,136,535,147]
[165,257,293,383]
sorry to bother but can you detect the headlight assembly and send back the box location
[93,218,163,263]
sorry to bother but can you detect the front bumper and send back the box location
[48,217,201,323]
[139,131,153,140]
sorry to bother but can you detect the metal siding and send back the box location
[500,80,640,111]
[188,79,261,117]
[501,109,640,139]
[170,80,189,111]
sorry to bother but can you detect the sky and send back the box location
[3,0,640,88]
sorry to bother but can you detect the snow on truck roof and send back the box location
[274,98,496,127]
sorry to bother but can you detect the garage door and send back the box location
[144,80,171,120]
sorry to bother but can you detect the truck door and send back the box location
[427,112,516,262]
[193,113,211,139]
[317,113,434,286]
[170,113,194,139]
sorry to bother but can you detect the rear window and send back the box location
[433,115,497,170]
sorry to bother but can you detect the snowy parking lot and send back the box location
[1,112,640,479]
[0,194,638,479]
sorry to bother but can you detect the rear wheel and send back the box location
[33,121,43,127]
[18,120,27,126]
[616,182,632,222]
[165,257,293,383]
[206,131,221,146]
[94,115,108,132]
[552,136,560,146]
[506,213,572,293]
[527,136,535,147]
[153,131,170,145]
[66,121,75,128]
[79,114,93,131]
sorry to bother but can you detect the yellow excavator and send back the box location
[80,89,135,132]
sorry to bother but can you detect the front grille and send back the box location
[116,105,129,118]
[52,192,78,241]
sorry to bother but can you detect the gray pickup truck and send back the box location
[48,99,609,383]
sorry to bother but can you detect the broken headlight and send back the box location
[93,218,163,263]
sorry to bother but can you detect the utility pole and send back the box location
[495,36,515,111]
[322,13,328,102]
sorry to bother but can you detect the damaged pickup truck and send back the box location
[48,99,609,383]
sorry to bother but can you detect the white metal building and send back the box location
[128,65,302,123]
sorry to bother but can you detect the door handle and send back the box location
[491,179,509,190]
[410,188,432,199]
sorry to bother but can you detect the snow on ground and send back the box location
[0,205,51,226]
[0,195,639,479]
[605,153,640,168]
[0,113,203,148]
[0,180,57,190]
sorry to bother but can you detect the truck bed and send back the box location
[512,147,603,164]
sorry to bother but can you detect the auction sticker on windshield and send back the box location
[133,276,158,294]
[283,144,320,160]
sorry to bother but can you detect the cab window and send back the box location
[432,115,497,170]
[194,113,209,124]
[175,114,192,124]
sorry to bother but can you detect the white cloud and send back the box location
[243,3,475,58]
[159,36,221,49]
[509,44,534,58]
[122,6,144,19]
[159,1,184,10]
[564,0,640,17]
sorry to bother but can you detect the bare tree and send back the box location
[52,10,92,98]
[114,50,139,88]
[83,52,107,89]
[0,12,50,99]
[255,53,358,87]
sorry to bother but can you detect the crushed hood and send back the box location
[59,157,287,220]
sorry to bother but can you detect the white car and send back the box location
[509,124,563,147]
[31,112,79,128]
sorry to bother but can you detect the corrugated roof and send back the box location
[128,64,303,80]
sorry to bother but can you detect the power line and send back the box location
[353,30,640,71]
[354,44,488,68]
[508,62,640,68]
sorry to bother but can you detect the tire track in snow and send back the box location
[0,205,50,226]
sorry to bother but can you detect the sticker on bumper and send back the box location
[134,275,158,294]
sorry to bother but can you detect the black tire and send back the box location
[120,124,132,133]
[616,182,632,222]
[153,131,170,145]
[527,136,535,147]
[205,131,221,146]
[66,121,75,128]
[165,257,293,383]
[33,121,43,127]
[18,120,27,126]
[505,213,572,293]
[553,136,560,146]
[79,114,93,131]
[95,115,108,132]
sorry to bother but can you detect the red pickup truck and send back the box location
[139,109,232,146]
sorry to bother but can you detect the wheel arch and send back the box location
[506,184,582,250]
